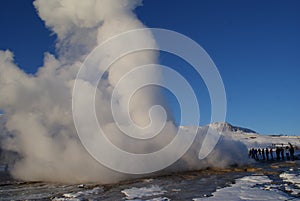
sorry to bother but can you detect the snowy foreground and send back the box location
[121,174,300,201]
[193,174,299,201]
[1,162,297,201]
[36,163,300,201]
[52,123,300,200]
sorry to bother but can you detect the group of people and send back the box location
[249,143,295,161]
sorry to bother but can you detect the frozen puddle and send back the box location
[121,185,169,200]
[193,175,292,201]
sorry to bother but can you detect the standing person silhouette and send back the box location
[258,148,262,159]
[285,146,290,160]
[276,147,281,160]
[265,148,269,161]
[270,148,274,160]
[280,147,285,160]
[289,142,295,160]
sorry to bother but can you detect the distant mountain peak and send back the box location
[208,122,257,134]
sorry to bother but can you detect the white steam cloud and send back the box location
[0,0,249,184]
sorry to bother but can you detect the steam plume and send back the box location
[0,0,248,184]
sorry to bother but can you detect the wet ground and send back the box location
[0,160,299,201]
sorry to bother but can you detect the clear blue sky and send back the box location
[0,0,299,135]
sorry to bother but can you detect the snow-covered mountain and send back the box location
[208,122,257,134]
[206,122,300,149]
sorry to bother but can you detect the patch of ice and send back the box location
[193,175,291,200]
[125,198,170,201]
[143,197,170,201]
[284,185,300,195]
[52,198,80,201]
[280,172,300,188]
[263,184,279,191]
[121,185,167,200]
[143,179,154,183]
[280,172,300,195]
[52,187,103,201]
[63,187,103,198]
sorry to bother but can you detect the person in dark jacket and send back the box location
[280,147,285,160]
[254,149,259,160]
[251,148,255,159]
[270,148,274,160]
[258,148,262,159]
[289,142,295,160]
[286,146,290,160]
[262,148,265,160]
[248,149,252,158]
[276,147,281,160]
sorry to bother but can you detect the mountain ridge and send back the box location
[208,122,257,134]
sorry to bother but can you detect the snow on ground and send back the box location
[63,187,103,198]
[52,198,80,201]
[280,172,300,188]
[121,185,169,201]
[280,169,300,195]
[131,197,170,201]
[52,187,103,201]
[193,175,292,201]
